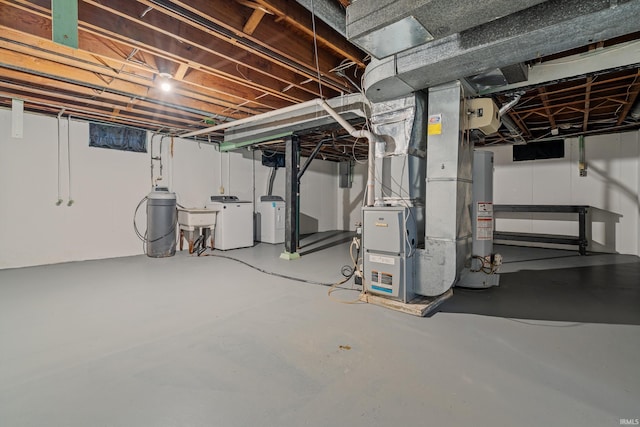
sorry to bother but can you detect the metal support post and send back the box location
[281,135,301,260]
[579,208,587,255]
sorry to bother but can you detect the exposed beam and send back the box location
[255,0,364,67]
[0,78,206,125]
[537,87,557,130]
[482,39,640,95]
[0,90,193,130]
[243,8,266,35]
[173,63,190,81]
[507,111,531,138]
[80,0,325,100]
[0,47,254,120]
[366,0,640,101]
[0,3,310,108]
[512,92,634,116]
[531,80,637,104]
[616,73,640,125]
[0,1,316,105]
[0,27,153,86]
[52,0,78,48]
[135,0,350,92]
[583,77,593,131]
[0,80,229,137]
[0,47,150,98]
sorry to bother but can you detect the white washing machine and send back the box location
[257,195,285,244]
[206,196,254,250]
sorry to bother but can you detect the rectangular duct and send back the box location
[222,94,369,149]
[415,81,472,296]
[346,0,548,58]
[363,0,640,101]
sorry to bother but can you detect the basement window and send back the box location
[513,140,564,162]
[89,123,147,153]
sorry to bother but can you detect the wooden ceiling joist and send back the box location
[0,1,317,106]
[242,8,267,35]
[127,0,351,93]
[253,0,365,68]
[615,71,640,125]
[537,86,557,130]
[583,76,593,131]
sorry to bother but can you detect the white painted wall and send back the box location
[0,109,349,268]
[336,161,367,231]
[251,151,339,234]
[0,111,149,269]
[480,131,640,256]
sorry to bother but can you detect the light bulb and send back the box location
[158,72,173,92]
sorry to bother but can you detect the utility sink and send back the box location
[177,208,218,228]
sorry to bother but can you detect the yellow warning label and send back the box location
[428,114,442,135]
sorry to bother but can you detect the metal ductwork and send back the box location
[358,0,640,102]
[415,81,473,296]
[207,93,370,149]
[346,0,548,59]
[499,94,522,117]
[296,0,347,37]
[369,92,427,209]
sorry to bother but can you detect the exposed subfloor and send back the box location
[1,233,639,427]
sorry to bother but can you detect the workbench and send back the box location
[493,204,589,255]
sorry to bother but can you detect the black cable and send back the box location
[341,265,354,277]
[133,195,178,244]
[133,196,148,241]
[205,253,357,289]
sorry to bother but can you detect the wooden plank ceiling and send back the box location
[0,0,368,159]
[0,0,639,160]
[485,34,640,146]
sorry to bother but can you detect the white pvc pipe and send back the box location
[67,114,74,206]
[318,100,377,207]
[56,109,65,206]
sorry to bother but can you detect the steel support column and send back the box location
[281,135,301,260]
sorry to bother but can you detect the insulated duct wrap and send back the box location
[369,93,427,198]
[369,92,427,240]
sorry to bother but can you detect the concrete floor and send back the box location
[1,234,639,427]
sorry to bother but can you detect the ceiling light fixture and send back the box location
[158,72,173,92]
